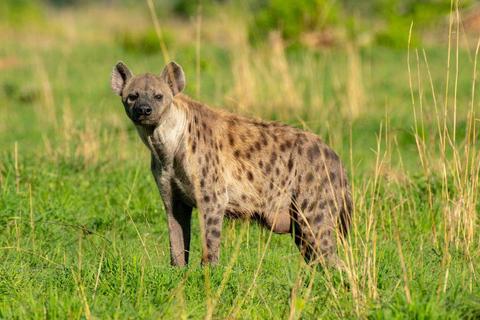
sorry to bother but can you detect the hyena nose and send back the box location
[138,105,152,116]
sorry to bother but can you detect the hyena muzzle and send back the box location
[110,61,352,267]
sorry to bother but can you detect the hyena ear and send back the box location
[159,62,185,96]
[110,61,133,96]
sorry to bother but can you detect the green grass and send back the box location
[1,3,480,319]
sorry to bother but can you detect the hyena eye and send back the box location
[154,94,163,100]
[128,93,138,101]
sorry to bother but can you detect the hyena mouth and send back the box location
[133,115,148,122]
[133,117,157,126]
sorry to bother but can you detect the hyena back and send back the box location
[110,61,352,267]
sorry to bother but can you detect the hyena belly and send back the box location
[219,123,297,231]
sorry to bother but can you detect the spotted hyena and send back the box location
[110,61,352,267]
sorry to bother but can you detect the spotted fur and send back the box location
[110,61,352,267]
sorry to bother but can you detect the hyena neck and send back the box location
[135,100,188,166]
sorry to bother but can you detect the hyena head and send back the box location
[110,61,185,127]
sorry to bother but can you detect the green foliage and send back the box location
[44,0,78,6]
[251,0,340,42]
[375,16,420,49]
[117,28,175,55]
[173,0,199,17]
[373,0,472,48]
[374,0,455,25]
[0,0,44,27]
[172,0,221,18]
[247,0,476,47]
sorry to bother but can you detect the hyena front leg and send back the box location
[152,156,193,267]
[166,198,193,266]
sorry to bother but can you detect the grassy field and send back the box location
[1,2,479,319]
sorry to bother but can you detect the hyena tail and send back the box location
[339,186,353,238]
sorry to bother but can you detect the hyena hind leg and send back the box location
[291,202,341,269]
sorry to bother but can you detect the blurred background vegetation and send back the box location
[1,0,477,47]
[1,0,477,48]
